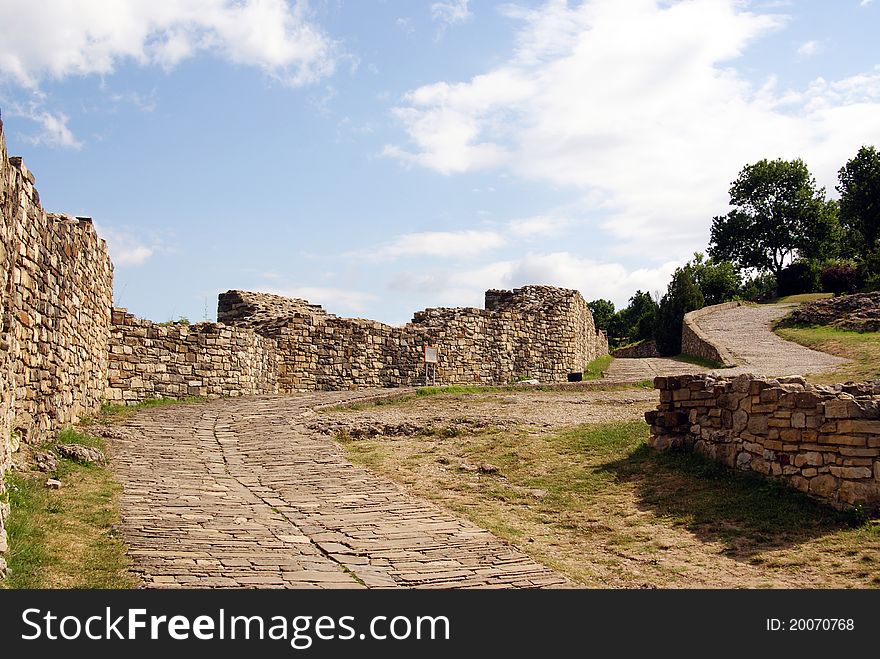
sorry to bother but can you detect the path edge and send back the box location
[681,301,744,367]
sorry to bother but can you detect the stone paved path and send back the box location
[110,391,566,589]
[699,303,849,377]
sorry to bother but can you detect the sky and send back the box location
[1,0,879,325]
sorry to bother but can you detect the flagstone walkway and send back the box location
[110,391,567,589]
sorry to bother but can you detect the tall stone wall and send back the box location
[217,285,607,392]
[106,310,277,402]
[646,374,880,512]
[0,116,114,575]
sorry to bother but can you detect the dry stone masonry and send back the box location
[680,301,742,366]
[647,374,880,512]
[105,310,277,402]
[0,116,114,575]
[108,285,608,398]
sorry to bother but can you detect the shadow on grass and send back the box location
[599,444,863,558]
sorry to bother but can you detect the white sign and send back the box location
[424,346,439,363]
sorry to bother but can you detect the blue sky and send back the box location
[1,0,879,325]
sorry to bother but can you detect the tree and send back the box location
[654,265,704,356]
[587,299,615,332]
[689,252,741,306]
[708,158,839,279]
[624,290,658,343]
[837,146,880,269]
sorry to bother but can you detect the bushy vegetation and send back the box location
[589,145,879,356]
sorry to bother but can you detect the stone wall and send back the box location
[646,374,880,512]
[612,340,660,359]
[106,310,277,402]
[217,286,607,392]
[680,301,742,366]
[0,116,114,575]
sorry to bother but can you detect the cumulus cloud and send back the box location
[389,252,680,309]
[266,286,376,313]
[360,229,507,261]
[384,0,880,257]
[0,0,341,89]
[19,109,82,150]
[98,226,156,267]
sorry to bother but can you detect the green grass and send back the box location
[82,396,205,426]
[339,416,878,586]
[775,324,880,384]
[584,354,613,380]
[673,353,726,369]
[770,293,833,304]
[1,427,136,589]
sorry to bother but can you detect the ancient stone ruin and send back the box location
[106,285,609,400]
[647,374,880,512]
[0,117,114,575]
[0,114,608,573]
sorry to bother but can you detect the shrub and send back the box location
[776,261,820,297]
[820,262,864,295]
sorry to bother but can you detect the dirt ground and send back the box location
[315,389,880,589]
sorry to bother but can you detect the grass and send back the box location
[673,353,726,369]
[338,416,879,587]
[775,324,880,384]
[584,354,613,380]
[1,428,136,589]
[770,293,833,305]
[81,396,205,426]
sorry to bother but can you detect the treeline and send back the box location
[590,145,880,355]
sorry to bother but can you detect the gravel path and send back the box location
[699,303,849,377]
[604,303,849,381]
[110,391,566,589]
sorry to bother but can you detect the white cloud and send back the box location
[797,40,821,57]
[390,252,680,309]
[860,0,874,7]
[19,110,82,150]
[431,1,472,26]
[362,229,507,261]
[0,0,340,89]
[266,286,376,313]
[385,0,880,257]
[507,214,572,238]
[98,226,155,267]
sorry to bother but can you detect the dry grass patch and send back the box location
[337,405,879,588]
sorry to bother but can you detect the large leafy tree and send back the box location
[708,158,840,278]
[837,145,880,268]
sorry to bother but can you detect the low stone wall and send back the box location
[106,310,277,403]
[612,340,660,359]
[646,374,880,512]
[680,301,742,365]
